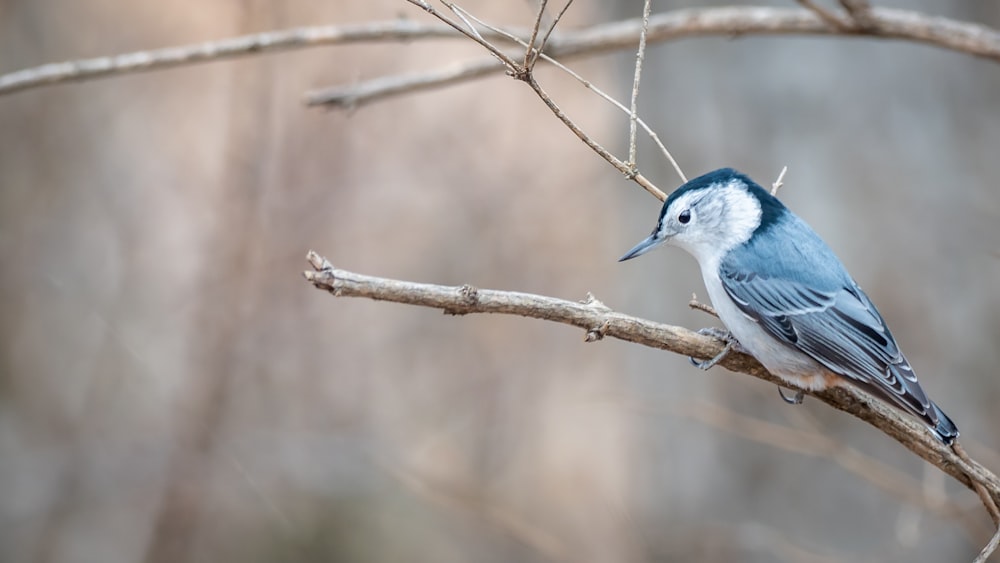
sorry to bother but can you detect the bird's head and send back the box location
[619,168,782,266]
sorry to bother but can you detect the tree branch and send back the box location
[310,5,1000,109]
[303,251,1000,515]
[3,7,998,99]
[304,57,502,109]
[0,20,466,96]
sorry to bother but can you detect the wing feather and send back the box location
[719,263,933,418]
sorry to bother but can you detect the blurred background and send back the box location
[2,1,999,561]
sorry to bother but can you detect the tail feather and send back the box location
[879,361,959,445]
[852,366,959,445]
[930,402,959,445]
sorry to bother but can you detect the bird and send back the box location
[619,167,959,445]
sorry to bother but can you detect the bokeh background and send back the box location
[2,1,999,562]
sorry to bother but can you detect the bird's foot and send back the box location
[778,387,805,405]
[689,328,738,371]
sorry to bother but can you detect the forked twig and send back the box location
[535,0,576,65]
[441,7,683,193]
[403,0,668,201]
[523,0,549,70]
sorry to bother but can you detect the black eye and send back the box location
[678,210,691,224]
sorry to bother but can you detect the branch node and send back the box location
[460,283,479,304]
[441,284,480,315]
[509,65,531,82]
[585,320,611,342]
[442,283,480,315]
[839,0,877,31]
[580,292,611,311]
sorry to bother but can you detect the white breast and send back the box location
[698,257,831,391]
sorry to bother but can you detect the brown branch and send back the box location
[303,251,1000,547]
[308,6,1000,110]
[4,7,999,98]
[0,20,480,96]
[305,57,501,109]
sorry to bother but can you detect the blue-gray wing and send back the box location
[718,264,935,419]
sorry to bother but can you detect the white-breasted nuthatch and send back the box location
[620,168,958,444]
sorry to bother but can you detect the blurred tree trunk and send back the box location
[143,2,280,561]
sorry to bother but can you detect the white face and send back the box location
[656,180,763,264]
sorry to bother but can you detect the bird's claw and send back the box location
[689,328,737,371]
[778,387,805,405]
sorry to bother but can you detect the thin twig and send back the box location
[521,53,684,183]
[523,0,549,70]
[627,0,654,176]
[689,294,719,318]
[444,2,487,42]
[524,74,666,200]
[771,165,788,195]
[406,0,519,70]
[306,57,502,109]
[535,0,576,64]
